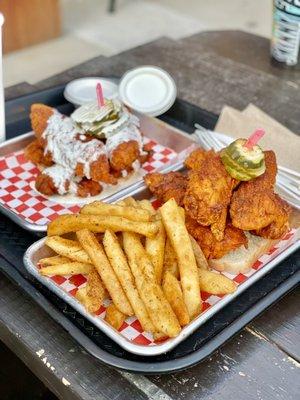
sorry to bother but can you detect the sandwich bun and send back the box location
[209,232,274,274]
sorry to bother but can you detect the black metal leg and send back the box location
[108,0,116,13]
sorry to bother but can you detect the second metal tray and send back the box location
[0,109,194,232]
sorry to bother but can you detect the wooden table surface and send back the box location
[1,31,299,400]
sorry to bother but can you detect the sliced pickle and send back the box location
[71,101,114,124]
[224,164,253,181]
[221,149,266,181]
[225,139,265,168]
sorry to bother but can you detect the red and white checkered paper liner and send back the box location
[35,229,298,348]
[0,137,177,227]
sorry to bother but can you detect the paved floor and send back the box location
[3,0,273,87]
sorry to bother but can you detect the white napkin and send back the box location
[215,104,300,172]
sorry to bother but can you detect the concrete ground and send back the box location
[3,0,273,87]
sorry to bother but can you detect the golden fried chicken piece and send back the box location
[186,216,247,259]
[252,195,291,239]
[230,151,290,239]
[250,150,277,190]
[36,173,102,198]
[90,156,118,184]
[144,172,187,206]
[75,155,117,185]
[35,173,66,196]
[184,148,216,170]
[77,178,102,197]
[30,104,54,144]
[186,216,248,259]
[24,139,53,167]
[110,141,140,172]
[183,153,235,240]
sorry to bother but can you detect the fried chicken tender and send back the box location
[36,173,102,198]
[184,148,216,170]
[24,139,53,167]
[186,216,247,259]
[144,172,187,206]
[35,173,65,196]
[75,154,117,185]
[77,178,102,197]
[230,151,290,239]
[30,104,54,144]
[183,153,235,241]
[110,140,140,172]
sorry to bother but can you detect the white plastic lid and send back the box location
[119,66,177,116]
[64,77,119,107]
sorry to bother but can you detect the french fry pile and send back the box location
[39,198,236,339]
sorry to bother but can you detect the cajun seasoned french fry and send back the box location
[122,197,138,207]
[48,215,159,238]
[178,206,185,222]
[122,232,155,281]
[139,201,166,284]
[39,255,71,266]
[39,262,93,276]
[85,268,106,313]
[138,199,156,215]
[123,232,180,337]
[140,281,181,337]
[105,304,126,331]
[163,238,179,279]
[160,198,201,319]
[77,229,133,316]
[145,218,166,284]
[123,233,146,290]
[199,269,236,294]
[80,201,151,222]
[103,230,155,333]
[162,272,190,326]
[45,236,91,263]
[189,235,209,270]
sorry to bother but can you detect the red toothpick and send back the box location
[96,83,105,108]
[244,129,265,150]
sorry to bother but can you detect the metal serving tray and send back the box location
[0,108,195,233]
[1,84,299,373]
[23,224,299,356]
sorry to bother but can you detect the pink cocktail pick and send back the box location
[96,83,105,108]
[244,129,265,149]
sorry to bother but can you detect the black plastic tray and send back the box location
[1,85,299,373]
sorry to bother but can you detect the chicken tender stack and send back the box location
[25,101,150,197]
[144,146,291,263]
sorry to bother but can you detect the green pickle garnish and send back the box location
[221,138,265,181]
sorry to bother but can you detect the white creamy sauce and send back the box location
[106,125,144,158]
[33,169,146,205]
[42,111,107,189]
[40,101,144,197]
[132,159,141,172]
[43,164,73,195]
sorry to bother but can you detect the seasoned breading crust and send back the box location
[144,172,187,206]
[186,216,247,259]
[183,153,235,241]
[230,151,290,239]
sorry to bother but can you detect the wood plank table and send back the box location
[1,31,299,400]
